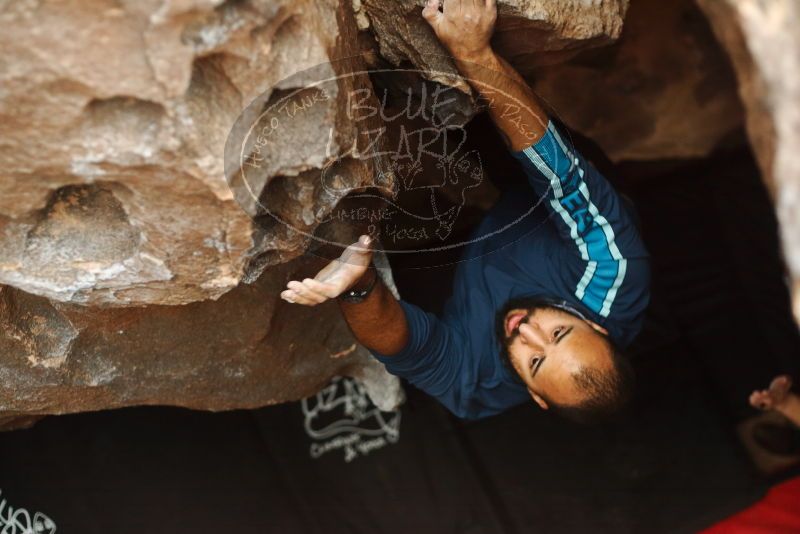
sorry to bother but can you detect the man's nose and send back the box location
[518,322,546,347]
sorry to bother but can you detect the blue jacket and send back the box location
[370,120,651,419]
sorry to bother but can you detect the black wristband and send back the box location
[338,268,377,303]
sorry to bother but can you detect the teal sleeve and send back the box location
[510,120,650,323]
[369,300,471,417]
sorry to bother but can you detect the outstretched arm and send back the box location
[424,0,650,328]
[422,0,549,151]
[280,236,408,356]
[281,237,470,416]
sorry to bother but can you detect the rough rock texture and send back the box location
[0,0,402,419]
[0,253,401,415]
[532,0,745,161]
[360,0,629,82]
[696,0,800,323]
[0,0,384,306]
[359,0,744,163]
[358,0,630,126]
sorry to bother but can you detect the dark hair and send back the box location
[546,337,635,425]
[494,296,635,424]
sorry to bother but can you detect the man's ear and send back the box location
[587,320,608,336]
[528,387,549,410]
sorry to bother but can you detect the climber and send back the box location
[280,0,651,422]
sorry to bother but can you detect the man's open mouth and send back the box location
[505,311,528,337]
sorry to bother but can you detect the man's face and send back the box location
[501,305,612,409]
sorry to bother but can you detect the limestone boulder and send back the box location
[357,0,630,126]
[696,0,800,323]
[531,0,745,161]
[0,254,402,416]
[359,0,744,163]
[0,0,403,419]
[359,0,629,84]
[0,0,383,306]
